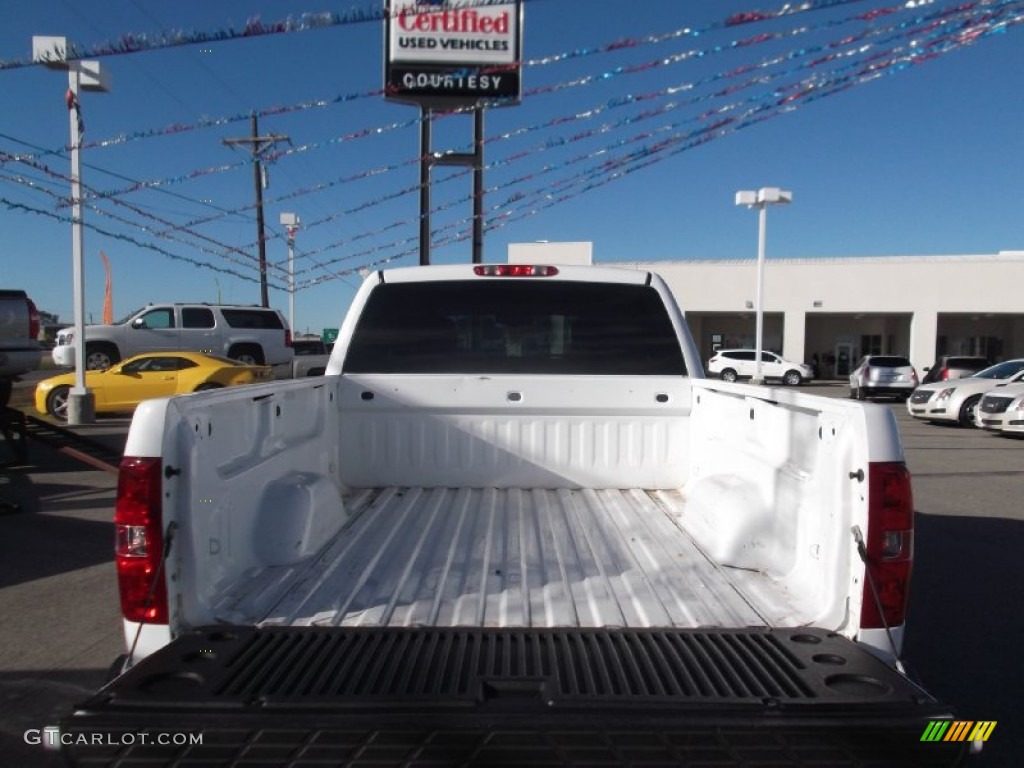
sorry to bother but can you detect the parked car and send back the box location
[51,303,293,376]
[291,338,331,377]
[0,289,42,408]
[975,377,1024,435]
[706,349,813,385]
[848,355,918,401]
[919,355,991,384]
[35,351,272,420]
[907,359,1024,426]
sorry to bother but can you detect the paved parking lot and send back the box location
[0,379,1020,765]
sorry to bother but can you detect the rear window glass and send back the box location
[182,307,215,329]
[868,356,911,367]
[343,280,686,375]
[220,309,283,329]
[946,357,988,367]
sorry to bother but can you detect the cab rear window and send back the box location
[343,280,686,375]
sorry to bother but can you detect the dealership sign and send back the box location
[384,0,522,106]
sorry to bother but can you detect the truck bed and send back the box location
[211,486,800,632]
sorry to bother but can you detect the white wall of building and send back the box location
[626,253,1024,375]
[508,243,1024,377]
[509,241,592,265]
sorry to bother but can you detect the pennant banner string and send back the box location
[0,197,281,287]
[3,1,1019,288]
[433,11,1024,266]
[3,150,287,277]
[60,0,957,232]
[275,0,1006,272]
[21,0,1014,285]
[289,5,1021,285]
[0,0,551,71]
[2,0,883,161]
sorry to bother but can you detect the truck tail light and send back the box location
[114,457,168,624]
[285,329,293,347]
[473,265,559,277]
[940,368,950,380]
[27,298,40,341]
[860,462,913,629]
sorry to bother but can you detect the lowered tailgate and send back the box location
[61,626,966,766]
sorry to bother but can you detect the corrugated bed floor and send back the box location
[214,487,798,630]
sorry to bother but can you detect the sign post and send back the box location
[384,0,523,265]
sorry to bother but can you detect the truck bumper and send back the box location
[59,626,967,767]
[51,344,74,368]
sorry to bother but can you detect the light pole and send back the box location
[279,213,300,334]
[735,187,792,385]
[33,36,111,424]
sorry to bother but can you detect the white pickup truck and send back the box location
[60,265,964,766]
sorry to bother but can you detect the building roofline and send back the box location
[611,251,1024,267]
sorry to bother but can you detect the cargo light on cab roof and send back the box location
[473,265,559,277]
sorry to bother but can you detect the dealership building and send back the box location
[508,243,1024,379]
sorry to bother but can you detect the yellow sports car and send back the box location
[35,351,272,420]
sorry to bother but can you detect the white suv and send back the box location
[706,349,813,385]
[52,303,293,376]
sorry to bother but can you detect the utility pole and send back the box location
[223,112,289,307]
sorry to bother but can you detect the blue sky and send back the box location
[2,0,1023,335]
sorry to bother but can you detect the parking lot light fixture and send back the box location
[735,187,792,385]
[32,36,111,424]
[279,213,300,334]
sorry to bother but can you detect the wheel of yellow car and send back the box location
[46,385,71,420]
[193,383,223,393]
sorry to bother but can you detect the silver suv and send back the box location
[52,303,293,375]
[849,355,918,401]
[706,349,813,385]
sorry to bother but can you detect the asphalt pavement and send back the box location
[0,376,1021,766]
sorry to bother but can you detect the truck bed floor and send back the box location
[213,487,800,630]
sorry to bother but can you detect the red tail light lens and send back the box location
[27,298,40,341]
[114,457,168,624]
[940,368,950,380]
[860,462,914,629]
[473,265,559,277]
[285,329,293,347]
